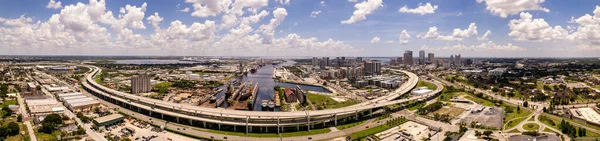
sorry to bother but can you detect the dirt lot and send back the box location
[460,106,504,129]
[434,106,465,118]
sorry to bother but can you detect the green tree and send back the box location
[6,122,19,136]
[17,114,22,122]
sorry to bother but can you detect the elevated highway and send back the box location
[81,65,436,133]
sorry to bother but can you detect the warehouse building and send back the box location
[93,114,125,127]
[24,97,64,116]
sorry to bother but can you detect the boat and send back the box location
[250,68,257,73]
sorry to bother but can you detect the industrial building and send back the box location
[24,96,64,116]
[93,114,125,127]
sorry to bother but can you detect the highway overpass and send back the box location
[81,65,437,133]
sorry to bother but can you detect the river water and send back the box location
[216,60,331,111]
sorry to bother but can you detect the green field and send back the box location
[349,118,408,140]
[541,113,600,137]
[307,93,359,110]
[503,104,532,130]
[417,81,437,90]
[1,100,17,108]
[205,128,330,138]
[336,119,367,130]
[464,95,495,106]
[438,92,461,101]
[522,123,540,131]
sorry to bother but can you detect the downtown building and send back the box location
[363,60,382,76]
[419,50,425,65]
[403,50,413,66]
[131,75,152,94]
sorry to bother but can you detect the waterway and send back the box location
[216,60,331,111]
[112,59,196,64]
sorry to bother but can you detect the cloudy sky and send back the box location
[0,0,599,57]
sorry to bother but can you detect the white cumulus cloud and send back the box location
[423,23,478,41]
[477,30,491,41]
[508,12,568,41]
[371,36,380,43]
[341,0,383,24]
[46,0,63,9]
[476,0,550,18]
[398,30,411,44]
[398,3,438,15]
[310,10,321,18]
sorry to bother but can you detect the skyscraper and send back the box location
[312,57,319,66]
[403,50,413,66]
[131,75,152,94]
[428,53,435,64]
[455,54,461,67]
[419,50,425,65]
[396,57,403,65]
[363,60,381,76]
[322,57,330,67]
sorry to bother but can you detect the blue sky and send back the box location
[0,0,599,57]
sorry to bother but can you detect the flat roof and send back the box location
[57,92,83,98]
[62,95,88,100]
[577,108,600,124]
[65,97,95,104]
[69,100,100,107]
[94,114,124,123]
[25,98,59,106]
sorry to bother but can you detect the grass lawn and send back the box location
[307,93,359,110]
[543,127,554,133]
[438,92,461,101]
[417,81,437,90]
[464,95,495,106]
[408,102,425,111]
[541,113,600,137]
[35,133,57,141]
[336,119,367,130]
[592,85,600,90]
[522,123,540,131]
[503,104,532,130]
[433,106,465,118]
[1,100,17,108]
[5,135,24,141]
[206,128,330,138]
[508,129,521,133]
[349,119,409,140]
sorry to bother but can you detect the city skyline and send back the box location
[0,0,600,57]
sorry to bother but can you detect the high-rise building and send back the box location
[319,59,327,69]
[131,75,152,94]
[403,50,413,66]
[356,57,363,64]
[450,55,455,65]
[340,57,346,67]
[312,57,319,66]
[455,54,461,67]
[396,57,403,65]
[428,53,435,64]
[363,60,381,76]
[322,57,330,67]
[419,50,425,65]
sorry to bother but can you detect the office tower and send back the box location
[455,54,462,67]
[356,57,363,64]
[340,57,346,67]
[312,57,319,66]
[131,75,152,94]
[322,57,330,66]
[419,50,425,65]
[403,50,413,66]
[396,57,403,65]
[363,60,381,76]
[428,53,435,64]
[319,59,327,69]
[450,55,455,65]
